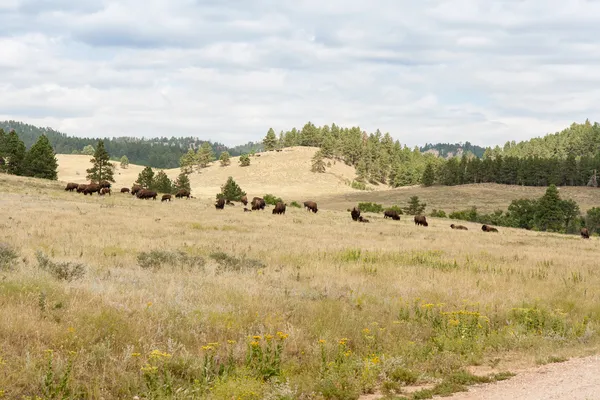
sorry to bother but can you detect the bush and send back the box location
[385,205,404,215]
[430,209,447,218]
[290,201,302,208]
[0,242,18,271]
[220,177,246,201]
[358,202,383,213]
[264,194,283,206]
[350,180,368,190]
[137,250,205,271]
[210,252,265,274]
[36,251,85,281]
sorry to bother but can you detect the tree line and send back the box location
[0,129,58,180]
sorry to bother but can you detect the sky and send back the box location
[1,0,599,148]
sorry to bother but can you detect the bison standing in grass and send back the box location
[83,184,101,195]
[76,184,88,193]
[137,189,157,200]
[131,185,143,196]
[304,201,318,213]
[414,215,428,227]
[581,228,590,239]
[215,198,225,209]
[64,182,78,192]
[175,189,190,199]
[450,224,468,230]
[99,188,111,196]
[273,202,286,215]
[240,195,248,206]
[121,187,130,193]
[384,210,400,220]
[161,194,172,202]
[251,197,266,211]
[350,207,361,221]
[481,224,498,233]
[99,180,111,189]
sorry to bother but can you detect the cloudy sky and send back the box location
[1,0,599,147]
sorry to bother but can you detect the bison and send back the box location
[76,184,88,193]
[350,207,361,221]
[581,228,590,239]
[137,189,157,200]
[161,194,172,202]
[384,210,401,220]
[215,198,225,209]
[64,182,78,192]
[272,202,286,215]
[414,215,428,227]
[99,187,111,196]
[120,187,130,193]
[243,207,251,212]
[251,197,266,211]
[450,224,468,230]
[99,180,111,189]
[481,224,498,233]
[131,185,143,196]
[358,216,370,223]
[304,201,318,213]
[83,184,101,195]
[175,189,190,199]
[240,195,248,206]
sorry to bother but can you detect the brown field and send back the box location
[0,155,599,399]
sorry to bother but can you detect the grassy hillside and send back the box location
[0,172,598,399]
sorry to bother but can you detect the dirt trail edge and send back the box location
[445,355,600,400]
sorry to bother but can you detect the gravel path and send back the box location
[445,355,600,400]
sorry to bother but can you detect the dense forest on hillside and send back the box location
[419,142,486,158]
[0,121,262,169]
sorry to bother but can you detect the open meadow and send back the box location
[1,171,600,399]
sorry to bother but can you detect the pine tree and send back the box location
[4,130,27,176]
[174,173,191,192]
[585,207,600,235]
[0,128,6,167]
[136,166,155,189]
[86,140,115,183]
[120,155,129,169]
[220,176,246,201]
[403,196,427,215]
[422,163,435,186]
[24,134,58,179]
[321,133,335,158]
[239,154,250,167]
[179,149,197,174]
[263,128,278,151]
[560,199,580,233]
[534,185,564,232]
[82,145,95,155]
[153,170,173,193]
[356,157,368,182]
[219,151,231,166]
[311,150,326,173]
[197,142,215,169]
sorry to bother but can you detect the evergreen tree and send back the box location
[24,134,58,179]
[585,207,600,234]
[86,140,115,183]
[174,172,191,193]
[560,199,580,233]
[311,150,326,173]
[239,154,250,167]
[197,142,215,169]
[321,132,335,158]
[534,185,564,231]
[404,196,427,215]
[422,163,435,186]
[82,145,95,155]
[179,149,197,174]
[153,170,173,193]
[0,128,6,167]
[263,128,278,151]
[4,130,26,175]
[356,157,368,182]
[136,166,155,189]
[220,176,246,201]
[219,151,231,166]
[120,155,129,169]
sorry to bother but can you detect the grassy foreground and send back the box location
[0,174,599,399]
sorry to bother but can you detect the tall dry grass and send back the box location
[0,173,598,399]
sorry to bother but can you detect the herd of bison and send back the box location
[64,181,592,239]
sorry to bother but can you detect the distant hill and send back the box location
[0,120,262,169]
[419,142,486,158]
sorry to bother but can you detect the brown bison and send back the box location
[272,202,286,215]
[131,185,143,196]
[161,194,172,202]
[414,215,428,227]
[137,189,157,200]
[120,187,130,193]
[99,180,111,189]
[83,184,101,195]
[243,207,251,212]
[384,210,401,220]
[358,216,370,223]
[251,197,266,210]
[240,195,248,206]
[450,224,468,230]
[481,224,498,233]
[64,182,78,191]
[581,228,590,239]
[76,184,88,193]
[99,187,111,196]
[215,198,225,209]
[350,207,361,221]
[304,201,318,213]
[175,189,190,199]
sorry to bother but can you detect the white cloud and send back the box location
[1,0,600,147]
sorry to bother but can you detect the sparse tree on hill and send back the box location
[196,142,215,169]
[311,150,326,173]
[82,145,95,155]
[24,134,58,180]
[4,130,27,176]
[86,140,115,183]
[219,176,246,201]
[239,154,250,167]
[174,172,191,193]
[136,166,155,189]
[153,170,173,193]
[179,149,197,174]
[422,163,435,186]
[219,151,231,166]
[120,155,129,169]
[263,128,278,151]
[403,196,427,215]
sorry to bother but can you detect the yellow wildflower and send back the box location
[344,350,352,357]
[362,328,371,335]
[318,339,326,344]
[265,334,274,342]
[338,338,349,345]
[67,327,75,334]
[252,335,262,340]
[131,353,141,357]
[227,340,236,345]
[201,345,214,351]
[370,356,380,364]
[276,331,289,340]
[250,341,260,347]
[141,364,158,374]
[146,302,152,307]
[208,342,219,347]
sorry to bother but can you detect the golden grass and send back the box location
[1,173,599,399]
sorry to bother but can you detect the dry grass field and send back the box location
[1,169,599,400]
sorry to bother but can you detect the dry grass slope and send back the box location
[0,172,599,399]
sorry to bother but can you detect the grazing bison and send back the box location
[358,216,370,223]
[384,210,401,220]
[99,188,111,196]
[83,184,101,195]
[581,228,590,239]
[304,201,318,213]
[161,194,172,202]
[481,224,498,233]
[175,189,190,199]
[64,182,78,192]
[131,185,143,196]
[137,189,157,200]
[240,195,248,206]
[243,207,251,212]
[251,197,266,211]
[121,187,130,193]
[99,180,111,189]
[350,207,361,221]
[215,198,225,209]
[76,184,88,193]
[414,215,428,227]
[272,202,286,215]
[450,224,468,230]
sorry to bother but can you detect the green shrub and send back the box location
[137,250,205,271]
[385,205,404,215]
[290,201,302,208]
[36,251,85,281]
[0,242,18,271]
[358,202,383,213]
[210,252,265,273]
[430,209,447,218]
[350,180,367,190]
[264,194,283,206]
